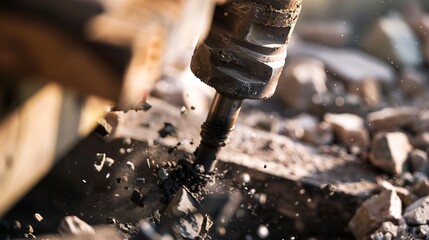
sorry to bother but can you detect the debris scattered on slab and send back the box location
[33,213,43,222]
[322,183,336,198]
[94,153,106,172]
[158,122,176,138]
[105,157,115,167]
[126,161,135,171]
[130,189,144,207]
[180,106,187,115]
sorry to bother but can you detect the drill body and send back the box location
[191,0,302,172]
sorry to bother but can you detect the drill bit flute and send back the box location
[191,0,302,173]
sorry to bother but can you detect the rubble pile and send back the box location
[268,1,429,239]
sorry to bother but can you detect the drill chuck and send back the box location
[191,0,302,99]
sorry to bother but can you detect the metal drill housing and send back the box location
[191,0,302,99]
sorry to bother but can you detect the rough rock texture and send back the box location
[276,58,328,111]
[349,190,402,240]
[324,113,369,149]
[347,78,381,108]
[403,196,429,225]
[370,132,413,175]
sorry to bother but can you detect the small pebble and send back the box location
[126,161,135,170]
[105,157,115,167]
[34,213,43,222]
[25,225,34,234]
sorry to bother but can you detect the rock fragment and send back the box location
[158,122,176,138]
[324,113,369,150]
[290,42,395,87]
[408,149,429,174]
[349,190,402,240]
[58,216,95,236]
[105,157,115,167]
[33,213,43,222]
[367,107,418,132]
[276,58,328,111]
[347,78,381,108]
[160,186,209,239]
[413,178,429,198]
[282,114,333,145]
[376,178,417,206]
[403,196,429,225]
[370,132,412,175]
[371,221,399,238]
[362,12,422,67]
[130,189,144,207]
[410,132,429,149]
[94,153,106,172]
[400,67,427,97]
[126,161,135,171]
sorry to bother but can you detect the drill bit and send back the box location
[194,92,242,173]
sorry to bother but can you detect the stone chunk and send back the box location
[349,190,402,240]
[324,113,369,150]
[375,221,398,237]
[362,12,422,67]
[367,107,418,132]
[410,132,429,150]
[347,78,381,108]
[276,58,328,111]
[160,186,209,239]
[370,132,412,175]
[282,114,333,145]
[376,178,417,206]
[408,149,429,174]
[403,196,429,225]
[413,179,429,198]
[58,216,95,236]
[290,42,395,87]
[400,67,427,97]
